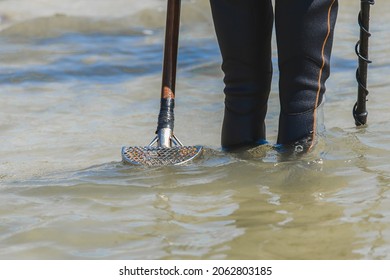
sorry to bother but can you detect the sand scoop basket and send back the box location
[122,0,203,166]
[122,145,202,166]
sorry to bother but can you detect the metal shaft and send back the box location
[354,0,374,126]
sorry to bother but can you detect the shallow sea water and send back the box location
[1,0,390,259]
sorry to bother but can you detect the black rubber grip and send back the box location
[157,98,175,131]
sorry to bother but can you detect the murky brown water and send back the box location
[1,0,390,259]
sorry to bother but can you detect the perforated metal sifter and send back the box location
[122,0,203,166]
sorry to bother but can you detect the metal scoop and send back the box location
[122,0,203,166]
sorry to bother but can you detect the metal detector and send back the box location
[353,0,375,126]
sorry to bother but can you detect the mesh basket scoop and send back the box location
[122,0,203,166]
[122,143,203,166]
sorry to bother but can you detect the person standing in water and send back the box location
[209,0,338,152]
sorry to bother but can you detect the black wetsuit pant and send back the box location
[210,0,338,150]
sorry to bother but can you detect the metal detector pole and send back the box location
[353,0,374,126]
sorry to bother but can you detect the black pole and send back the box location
[157,0,181,133]
[161,0,181,100]
[353,0,374,126]
[156,0,181,147]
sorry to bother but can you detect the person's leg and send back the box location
[210,0,273,150]
[275,0,338,149]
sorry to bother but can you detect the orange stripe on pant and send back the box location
[310,0,338,151]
